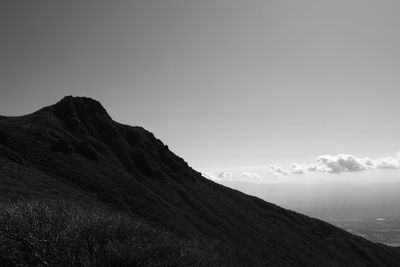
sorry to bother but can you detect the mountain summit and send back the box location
[1,96,400,266]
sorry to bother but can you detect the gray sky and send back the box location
[1,0,400,173]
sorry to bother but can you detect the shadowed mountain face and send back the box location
[1,96,400,266]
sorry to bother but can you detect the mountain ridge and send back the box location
[1,96,400,266]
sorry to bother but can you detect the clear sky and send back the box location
[1,0,400,177]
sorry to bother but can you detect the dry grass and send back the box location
[0,200,221,266]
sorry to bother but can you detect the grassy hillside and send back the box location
[0,200,226,267]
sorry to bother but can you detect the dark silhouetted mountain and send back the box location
[1,96,400,266]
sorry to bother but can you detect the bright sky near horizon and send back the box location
[1,0,400,179]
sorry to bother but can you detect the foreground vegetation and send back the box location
[0,200,222,266]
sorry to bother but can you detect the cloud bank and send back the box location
[201,152,400,182]
[289,153,400,174]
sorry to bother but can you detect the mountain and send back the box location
[1,96,400,266]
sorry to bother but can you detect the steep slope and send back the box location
[0,96,400,266]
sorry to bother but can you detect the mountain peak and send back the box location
[51,95,112,122]
[46,96,115,137]
[54,96,110,118]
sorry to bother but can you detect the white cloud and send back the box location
[374,157,400,169]
[288,152,400,174]
[200,171,233,181]
[240,172,261,179]
[217,171,232,179]
[289,163,330,174]
[317,154,369,173]
[291,163,307,174]
[201,171,221,181]
[268,165,289,177]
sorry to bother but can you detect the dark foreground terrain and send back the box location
[1,96,400,266]
[0,200,224,266]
